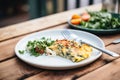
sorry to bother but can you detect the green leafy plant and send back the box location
[80,11,120,29]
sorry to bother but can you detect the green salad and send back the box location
[82,11,120,29]
[71,11,120,29]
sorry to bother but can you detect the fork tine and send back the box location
[61,30,81,41]
[61,30,71,39]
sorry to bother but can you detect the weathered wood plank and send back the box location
[0,4,102,42]
[0,23,120,80]
[25,55,113,80]
[0,58,42,80]
[0,3,120,80]
[106,43,120,54]
[0,36,23,61]
[0,33,119,80]
[25,44,120,80]
[100,34,120,46]
[0,25,68,80]
[77,53,120,80]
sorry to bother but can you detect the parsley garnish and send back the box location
[19,37,54,57]
[18,50,24,54]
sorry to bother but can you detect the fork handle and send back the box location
[82,41,119,57]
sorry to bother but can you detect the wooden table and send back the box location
[0,4,120,80]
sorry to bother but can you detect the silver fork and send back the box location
[61,30,119,57]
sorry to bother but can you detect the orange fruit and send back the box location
[71,19,81,25]
[72,14,81,19]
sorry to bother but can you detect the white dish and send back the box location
[15,29,104,70]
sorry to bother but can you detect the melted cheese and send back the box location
[48,39,92,62]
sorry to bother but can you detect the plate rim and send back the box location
[68,20,120,31]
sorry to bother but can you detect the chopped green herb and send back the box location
[19,50,24,54]
[19,37,55,56]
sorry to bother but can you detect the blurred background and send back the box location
[0,0,119,27]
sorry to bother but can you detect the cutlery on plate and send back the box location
[61,30,119,57]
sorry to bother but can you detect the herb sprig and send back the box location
[19,37,54,57]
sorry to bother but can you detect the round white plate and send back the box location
[15,29,104,70]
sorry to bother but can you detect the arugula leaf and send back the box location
[81,11,120,29]
[25,37,55,56]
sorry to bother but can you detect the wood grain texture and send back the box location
[25,54,114,80]
[1,4,120,80]
[0,31,119,80]
[0,58,42,80]
[100,34,120,45]
[77,49,120,80]
[0,29,119,80]
[0,25,68,80]
[25,43,120,80]
[0,4,102,42]
[0,36,23,61]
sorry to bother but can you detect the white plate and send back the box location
[15,29,104,70]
